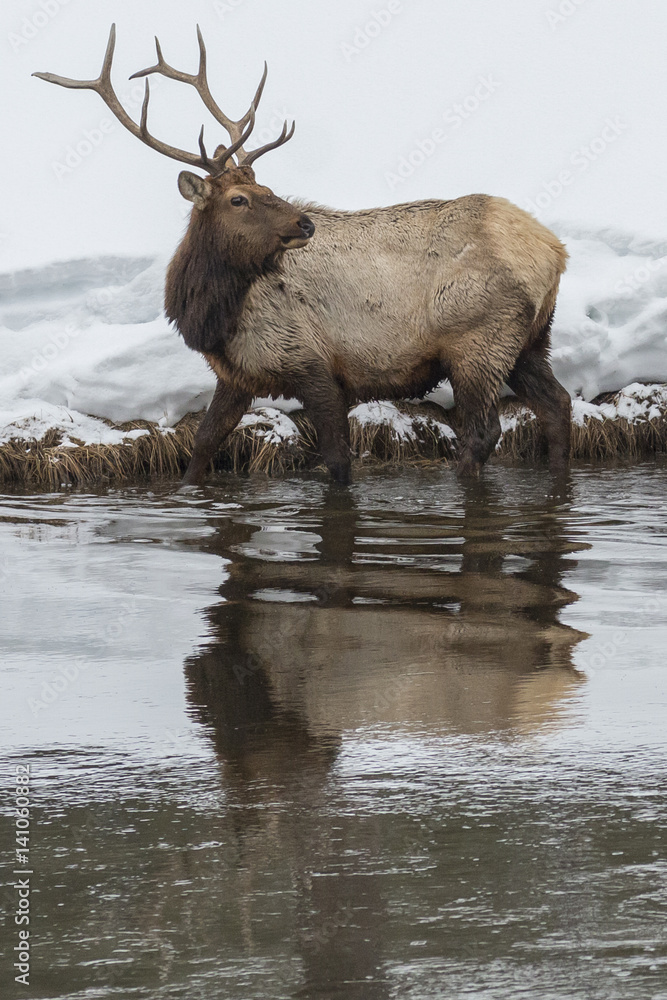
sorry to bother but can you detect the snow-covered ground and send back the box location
[1,225,666,448]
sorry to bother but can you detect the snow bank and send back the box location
[1,226,667,447]
[551,227,667,399]
[0,256,212,440]
[499,383,667,441]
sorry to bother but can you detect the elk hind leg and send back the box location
[456,400,502,478]
[447,302,537,476]
[182,379,251,485]
[449,359,504,478]
[506,343,571,472]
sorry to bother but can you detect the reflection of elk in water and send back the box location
[184,479,587,996]
[192,481,585,737]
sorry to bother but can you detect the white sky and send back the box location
[2,0,667,269]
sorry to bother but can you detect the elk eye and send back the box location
[230,195,249,207]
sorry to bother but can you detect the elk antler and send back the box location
[33,24,293,175]
[129,25,295,167]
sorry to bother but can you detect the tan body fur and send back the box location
[204,194,566,402]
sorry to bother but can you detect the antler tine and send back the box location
[33,22,118,92]
[131,25,266,162]
[239,119,296,167]
[197,125,210,166]
[33,23,216,173]
[195,27,267,139]
[210,106,257,171]
[242,60,268,130]
[130,32,199,87]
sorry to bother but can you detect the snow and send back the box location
[0,403,149,448]
[501,384,667,439]
[550,228,667,400]
[576,383,667,426]
[0,256,211,429]
[351,402,419,441]
[350,401,457,442]
[2,1,667,445]
[238,407,300,445]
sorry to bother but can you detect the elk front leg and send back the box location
[182,379,251,485]
[300,372,352,485]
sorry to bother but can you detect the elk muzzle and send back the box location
[281,214,315,249]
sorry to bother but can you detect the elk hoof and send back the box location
[548,458,570,477]
[328,462,351,486]
[456,459,482,479]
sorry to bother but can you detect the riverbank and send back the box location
[2,383,666,488]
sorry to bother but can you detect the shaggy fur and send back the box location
[167,166,571,484]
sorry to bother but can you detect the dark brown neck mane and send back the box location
[165,210,279,354]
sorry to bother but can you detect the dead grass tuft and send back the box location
[2,393,667,487]
[496,397,667,463]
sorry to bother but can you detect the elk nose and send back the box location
[299,216,315,239]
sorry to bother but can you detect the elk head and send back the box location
[33,24,315,270]
[177,164,315,271]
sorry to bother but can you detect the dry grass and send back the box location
[2,396,667,488]
[496,398,667,463]
[350,402,457,465]
[0,418,194,490]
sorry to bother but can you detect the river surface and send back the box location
[1,464,666,1000]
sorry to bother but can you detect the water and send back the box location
[1,465,666,1000]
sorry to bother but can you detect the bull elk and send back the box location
[35,25,571,484]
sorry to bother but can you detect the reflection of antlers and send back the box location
[33,24,295,175]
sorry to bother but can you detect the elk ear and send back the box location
[178,171,212,210]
